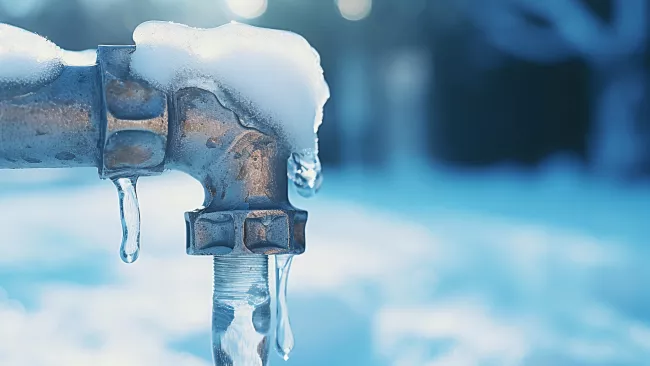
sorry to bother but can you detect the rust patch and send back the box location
[104,145,153,169]
[106,80,156,103]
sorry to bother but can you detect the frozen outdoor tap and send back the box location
[0,21,329,365]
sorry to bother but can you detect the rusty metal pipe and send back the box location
[0,65,101,168]
[0,44,306,257]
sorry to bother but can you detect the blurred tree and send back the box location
[377,0,433,172]
[464,0,649,177]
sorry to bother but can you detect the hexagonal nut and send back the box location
[185,208,307,256]
[243,209,306,255]
[187,212,236,255]
[98,46,169,178]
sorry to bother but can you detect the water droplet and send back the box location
[275,254,295,360]
[287,149,322,198]
[113,176,141,264]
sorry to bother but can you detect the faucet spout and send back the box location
[96,45,307,257]
[170,86,307,257]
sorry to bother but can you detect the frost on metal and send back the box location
[130,21,330,152]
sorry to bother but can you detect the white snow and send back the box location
[130,21,329,152]
[0,166,649,365]
[0,23,63,84]
[61,49,97,66]
[0,23,97,85]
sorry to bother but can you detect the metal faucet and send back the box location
[0,45,307,365]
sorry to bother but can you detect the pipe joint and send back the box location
[98,46,169,179]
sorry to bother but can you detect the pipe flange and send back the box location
[185,208,307,256]
[97,46,169,179]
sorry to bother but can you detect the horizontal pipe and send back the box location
[0,65,101,169]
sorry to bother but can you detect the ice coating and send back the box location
[0,23,63,84]
[130,21,329,152]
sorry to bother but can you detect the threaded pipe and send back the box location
[212,255,271,366]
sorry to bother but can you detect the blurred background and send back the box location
[1,0,649,365]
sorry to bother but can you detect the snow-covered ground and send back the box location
[0,165,648,365]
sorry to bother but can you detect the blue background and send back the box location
[1,0,650,365]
